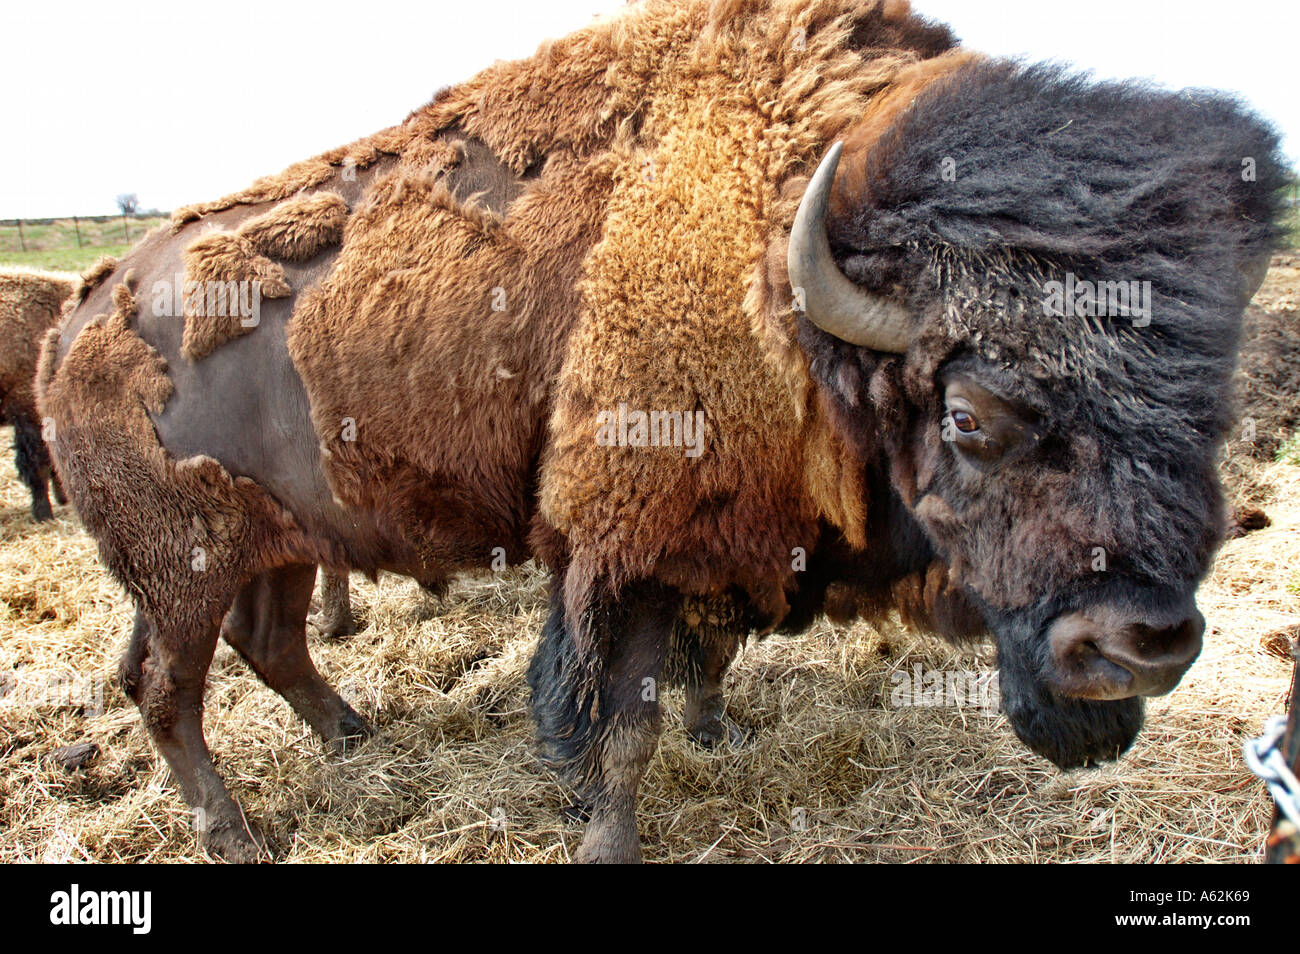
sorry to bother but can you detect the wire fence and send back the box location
[0,213,168,254]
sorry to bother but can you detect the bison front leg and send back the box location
[679,626,747,748]
[222,563,371,749]
[307,569,356,638]
[121,611,267,863]
[671,597,748,748]
[527,579,679,863]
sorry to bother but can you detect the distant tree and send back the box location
[115,193,139,215]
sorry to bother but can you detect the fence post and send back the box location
[73,215,83,249]
[121,213,129,244]
[16,218,25,252]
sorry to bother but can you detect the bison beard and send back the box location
[988,601,1145,769]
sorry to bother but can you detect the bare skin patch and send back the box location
[178,230,291,361]
[285,148,614,582]
[237,192,350,263]
[38,275,307,627]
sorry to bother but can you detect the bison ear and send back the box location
[788,142,914,353]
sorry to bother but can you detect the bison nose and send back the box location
[1047,606,1204,700]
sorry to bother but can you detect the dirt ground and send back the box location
[1223,252,1300,507]
[0,262,1296,863]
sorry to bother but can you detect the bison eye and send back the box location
[950,409,980,434]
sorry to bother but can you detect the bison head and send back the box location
[792,62,1286,768]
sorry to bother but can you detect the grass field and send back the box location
[1285,204,1300,249]
[0,216,167,273]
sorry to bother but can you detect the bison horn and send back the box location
[788,141,913,352]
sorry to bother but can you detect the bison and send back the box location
[309,569,357,638]
[37,0,1286,863]
[0,266,77,521]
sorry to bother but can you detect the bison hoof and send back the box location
[688,714,752,749]
[325,706,373,755]
[576,821,642,864]
[201,814,269,864]
[307,612,357,640]
[31,501,54,523]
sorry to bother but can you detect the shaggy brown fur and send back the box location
[73,256,118,307]
[37,276,309,627]
[0,268,77,419]
[0,268,78,519]
[179,231,292,361]
[287,146,616,582]
[530,1,965,629]
[237,192,350,263]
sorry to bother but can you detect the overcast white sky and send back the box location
[1,0,1295,218]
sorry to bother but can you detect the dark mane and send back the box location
[833,59,1287,292]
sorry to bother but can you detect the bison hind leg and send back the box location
[123,609,268,863]
[50,468,67,506]
[526,578,679,863]
[221,563,371,750]
[306,568,357,639]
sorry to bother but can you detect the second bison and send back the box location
[0,266,76,520]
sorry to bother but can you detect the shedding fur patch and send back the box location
[76,256,118,304]
[287,149,616,577]
[37,276,307,629]
[400,136,465,174]
[179,230,292,361]
[237,192,349,263]
[169,134,401,230]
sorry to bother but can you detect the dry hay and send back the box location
[1,267,1297,863]
[1221,252,1300,509]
